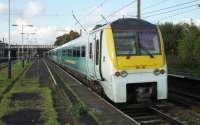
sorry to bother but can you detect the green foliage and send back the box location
[0,61,31,93]
[67,103,87,118]
[160,22,200,76]
[54,30,80,46]
[159,22,184,55]
[0,64,59,125]
[177,25,200,66]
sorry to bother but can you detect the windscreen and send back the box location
[113,30,160,56]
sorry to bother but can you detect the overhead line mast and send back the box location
[137,0,141,19]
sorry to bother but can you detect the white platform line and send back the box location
[43,60,57,86]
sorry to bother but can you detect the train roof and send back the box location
[92,18,156,31]
[111,18,156,30]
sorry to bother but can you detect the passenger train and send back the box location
[47,18,167,103]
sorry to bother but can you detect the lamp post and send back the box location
[137,0,141,19]
[12,24,33,68]
[8,0,11,79]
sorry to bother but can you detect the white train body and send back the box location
[48,18,168,103]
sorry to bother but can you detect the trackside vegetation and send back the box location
[159,22,200,77]
[0,62,59,125]
[0,61,30,93]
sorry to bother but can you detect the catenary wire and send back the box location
[142,0,200,15]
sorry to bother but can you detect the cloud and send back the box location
[1,26,71,45]
[16,18,32,26]
[0,3,8,13]
[23,1,44,17]
[109,6,132,21]
[36,27,71,45]
[82,5,132,30]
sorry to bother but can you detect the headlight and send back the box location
[115,71,121,77]
[120,71,128,77]
[154,69,160,76]
[160,69,165,74]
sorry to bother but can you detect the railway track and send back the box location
[169,89,200,107]
[116,103,187,125]
[168,74,200,107]
[45,59,190,125]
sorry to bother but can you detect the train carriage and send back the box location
[48,18,167,103]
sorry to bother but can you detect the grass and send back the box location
[167,56,200,78]
[67,102,88,118]
[0,63,59,125]
[62,80,101,125]
[0,61,31,93]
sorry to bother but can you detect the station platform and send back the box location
[47,60,139,125]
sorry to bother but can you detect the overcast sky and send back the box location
[0,0,200,45]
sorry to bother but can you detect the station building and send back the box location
[0,40,7,58]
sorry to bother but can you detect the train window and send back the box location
[65,49,68,56]
[67,49,70,56]
[81,46,86,57]
[68,49,72,56]
[89,43,92,59]
[67,49,69,56]
[77,47,80,57]
[113,32,137,56]
[73,47,76,57]
[138,32,160,54]
[96,40,99,65]
[62,50,65,56]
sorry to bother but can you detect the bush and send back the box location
[177,25,200,66]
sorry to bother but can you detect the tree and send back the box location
[54,30,80,46]
[177,24,200,66]
[159,23,184,55]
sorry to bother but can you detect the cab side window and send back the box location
[96,40,99,65]
[89,43,92,59]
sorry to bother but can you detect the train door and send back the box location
[88,34,95,80]
[94,31,101,80]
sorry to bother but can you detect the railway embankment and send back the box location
[0,60,59,125]
[0,61,31,101]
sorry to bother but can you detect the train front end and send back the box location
[106,18,167,103]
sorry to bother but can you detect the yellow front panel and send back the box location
[105,26,166,70]
[116,56,165,70]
